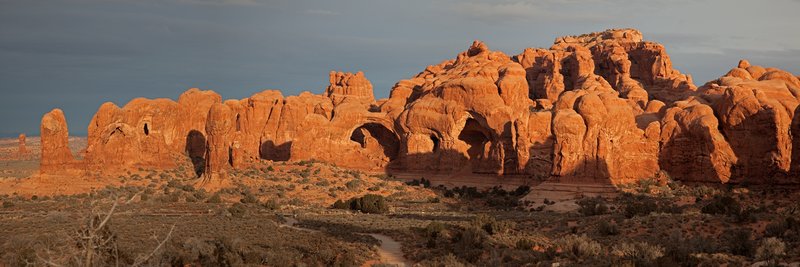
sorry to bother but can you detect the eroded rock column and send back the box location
[40,109,74,174]
[203,103,233,183]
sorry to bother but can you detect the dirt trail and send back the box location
[281,216,411,266]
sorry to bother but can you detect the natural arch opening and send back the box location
[185,130,206,177]
[260,140,291,161]
[458,118,490,164]
[143,123,149,136]
[430,134,440,152]
[350,123,400,160]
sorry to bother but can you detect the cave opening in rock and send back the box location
[349,123,400,160]
[458,118,490,161]
[143,123,149,136]
[185,130,206,177]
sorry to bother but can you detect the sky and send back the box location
[1,0,799,137]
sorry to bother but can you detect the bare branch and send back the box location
[94,201,118,232]
[132,224,176,267]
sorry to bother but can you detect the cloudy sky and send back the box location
[1,0,798,136]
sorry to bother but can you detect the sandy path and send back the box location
[281,216,411,266]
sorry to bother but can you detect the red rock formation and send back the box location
[551,90,660,184]
[40,109,75,174]
[659,98,737,183]
[696,60,800,184]
[34,29,800,187]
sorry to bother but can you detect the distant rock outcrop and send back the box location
[17,133,28,156]
[36,29,800,186]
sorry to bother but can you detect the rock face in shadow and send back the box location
[37,29,800,186]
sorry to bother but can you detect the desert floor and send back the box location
[1,137,799,266]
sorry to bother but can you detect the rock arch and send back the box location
[458,118,491,163]
[349,123,400,160]
[185,130,206,177]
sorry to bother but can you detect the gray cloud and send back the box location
[305,9,340,16]
[0,0,798,137]
[449,0,611,22]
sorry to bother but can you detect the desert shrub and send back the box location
[206,193,222,203]
[471,214,515,235]
[345,179,362,190]
[515,238,537,250]
[598,220,619,236]
[556,234,602,259]
[160,191,181,203]
[406,177,431,188]
[577,196,608,216]
[331,199,349,209]
[425,221,447,237]
[367,186,380,191]
[315,180,331,187]
[452,186,483,199]
[2,201,14,208]
[755,237,786,264]
[331,194,389,214]
[764,216,800,241]
[618,193,678,218]
[228,203,247,218]
[421,253,467,267]
[611,241,665,266]
[424,221,450,248]
[722,228,754,257]
[287,198,304,206]
[192,189,207,200]
[660,231,721,264]
[485,195,519,209]
[239,190,258,204]
[262,199,279,210]
[180,184,195,192]
[701,195,742,216]
[350,194,388,214]
[454,226,487,262]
